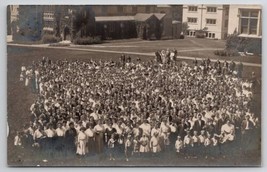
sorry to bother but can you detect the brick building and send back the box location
[8,5,183,42]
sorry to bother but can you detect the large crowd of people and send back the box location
[14,51,260,161]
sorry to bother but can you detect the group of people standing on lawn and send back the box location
[14,52,259,161]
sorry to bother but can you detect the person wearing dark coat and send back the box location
[177,118,190,140]
[65,122,77,155]
[193,114,205,135]
[241,115,255,153]
[237,61,243,78]
[216,113,227,135]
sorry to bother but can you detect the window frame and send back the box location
[224,19,228,28]
[187,17,198,24]
[207,7,217,13]
[239,9,259,35]
[117,6,123,13]
[206,19,216,25]
[188,6,198,12]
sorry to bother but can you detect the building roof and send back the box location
[134,13,166,22]
[153,13,166,20]
[157,5,171,8]
[95,13,166,23]
[134,13,154,22]
[95,16,135,22]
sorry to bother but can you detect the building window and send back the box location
[207,32,215,38]
[189,31,196,36]
[186,30,189,35]
[146,6,150,13]
[188,6,198,12]
[102,6,107,15]
[132,6,137,13]
[173,12,179,19]
[240,9,259,35]
[207,7,217,13]
[206,19,216,25]
[188,17,197,23]
[225,9,229,16]
[224,19,228,27]
[109,23,115,32]
[118,6,123,13]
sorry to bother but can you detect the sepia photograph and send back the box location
[7,4,262,167]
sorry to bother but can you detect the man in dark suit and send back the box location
[65,122,77,155]
[193,114,205,135]
[241,115,254,153]
[177,118,191,140]
[216,113,227,135]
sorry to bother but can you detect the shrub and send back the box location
[246,38,262,55]
[42,34,61,44]
[195,34,205,38]
[42,30,54,35]
[195,30,206,38]
[226,33,261,55]
[73,36,102,45]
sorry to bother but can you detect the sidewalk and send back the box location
[7,43,261,68]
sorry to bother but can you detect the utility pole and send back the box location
[200,4,203,30]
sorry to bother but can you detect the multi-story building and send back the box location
[8,5,183,42]
[92,5,183,40]
[228,5,262,38]
[182,4,262,40]
[183,4,229,39]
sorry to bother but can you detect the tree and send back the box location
[226,30,249,51]
[181,22,189,35]
[225,30,261,55]
[15,6,43,41]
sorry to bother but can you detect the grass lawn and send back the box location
[7,45,261,166]
[70,37,261,64]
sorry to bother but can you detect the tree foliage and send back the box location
[181,22,189,35]
[226,31,261,55]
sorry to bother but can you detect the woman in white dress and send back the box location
[139,134,150,154]
[20,64,26,81]
[94,120,105,154]
[25,68,32,86]
[220,120,235,143]
[85,124,95,154]
[76,127,87,156]
[175,136,184,155]
[150,132,161,154]
[14,131,22,146]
